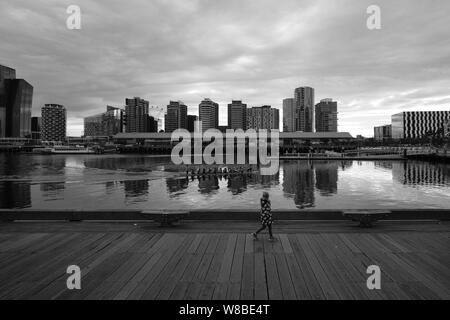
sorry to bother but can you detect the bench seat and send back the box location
[141,210,190,227]
[343,210,390,228]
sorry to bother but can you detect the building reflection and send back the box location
[0,181,31,208]
[314,161,338,196]
[166,177,189,195]
[340,161,353,171]
[0,154,47,177]
[40,182,66,199]
[392,161,450,185]
[227,175,247,195]
[282,161,315,208]
[122,180,149,197]
[84,156,170,171]
[282,161,341,208]
[164,170,279,196]
[374,161,394,170]
[198,176,220,194]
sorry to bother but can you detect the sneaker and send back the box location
[251,233,257,240]
[268,237,275,242]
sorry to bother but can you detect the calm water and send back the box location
[0,154,449,210]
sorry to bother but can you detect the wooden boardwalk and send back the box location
[0,221,449,300]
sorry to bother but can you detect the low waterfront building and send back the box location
[392,111,450,140]
[113,131,353,147]
[374,124,392,141]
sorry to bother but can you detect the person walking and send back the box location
[251,192,274,241]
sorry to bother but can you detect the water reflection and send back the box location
[198,176,220,194]
[0,181,31,208]
[315,162,339,196]
[393,161,450,186]
[122,180,149,198]
[40,182,65,200]
[84,156,170,171]
[282,161,315,208]
[1,153,450,210]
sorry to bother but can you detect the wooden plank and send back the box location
[127,234,190,300]
[199,234,228,300]
[288,234,325,300]
[240,247,254,299]
[86,234,163,299]
[305,234,355,300]
[10,232,113,300]
[143,234,197,299]
[271,237,296,300]
[314,234,366,300]
[227,234,245,299]
[113,234,181,300]
[0,232,99,297]
[296,234,340,300]
[253,235,268,300]
[279,234,293,254]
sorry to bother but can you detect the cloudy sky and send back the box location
[1,0,449,137]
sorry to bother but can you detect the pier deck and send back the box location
[0,221,449,300]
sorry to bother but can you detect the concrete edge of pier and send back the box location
[0,208,449,222]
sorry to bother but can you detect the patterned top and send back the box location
[260,198,273,226]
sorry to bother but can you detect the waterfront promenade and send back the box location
[0,220,448,300]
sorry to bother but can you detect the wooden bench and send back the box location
[141,210,190,227]
[342,210,390,228]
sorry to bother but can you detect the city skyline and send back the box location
[1,0,450,137]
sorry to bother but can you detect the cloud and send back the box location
[1,0,449,137]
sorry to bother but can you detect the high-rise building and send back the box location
[199,98,219,132]
[294,86,314,132]
[164,101,188,133]
[392,111,450,140]
[1,65,33,138]
[445,120,450,137]
[41,104,66,142]
[247,105,280,130]
[187,115,198,133]
[31,117,41,140]
[0,65,17,138]
[146,115,158,133]
[283,98,295,132]
[125,97,149,133]
[374,125,392,141]
[227,100,247,130]
[315,99,338,133]
[4,79,33,138]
